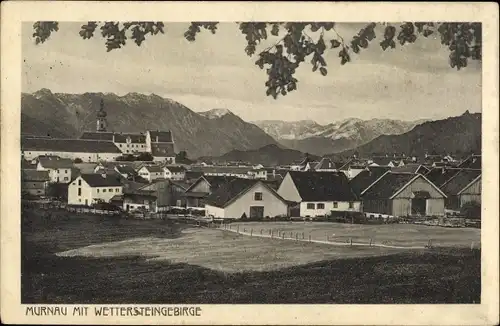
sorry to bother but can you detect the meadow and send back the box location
[22,207,481,304]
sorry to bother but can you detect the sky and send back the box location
[22,22,482,124]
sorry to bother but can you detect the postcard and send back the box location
[1,1,499,325]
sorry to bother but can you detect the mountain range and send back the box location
[253,118,428,156]
[336,111,481,158]
[21,89,277,158]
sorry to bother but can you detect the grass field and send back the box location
[229,221,481,248]
[21,207,481,304]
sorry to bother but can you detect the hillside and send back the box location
[337,112,481,158]
[199,144,320,166]
[254,118,427,155]
[21,89,278,158]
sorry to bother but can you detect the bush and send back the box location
[74,158,83,163]
[461,201,481,219]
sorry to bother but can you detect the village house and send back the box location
[183,175,238,208]
[440,169,481,211]
[424,167,463,188]
[146,131,176,163]
[163,165,186,180]
[205,179,288,219]
[277,171,361,218]
[137,165,164,182]
[36,156,74,183]
[361,171,447,218]
[68,173,123,206]
[247,168,268,180]
[80,132,148,154]
[22,137,123,162]
[21,170,50,196]
[122,190,158,212]
[457,154,481,169]
[314,157,337,172]
[138,179,188,209]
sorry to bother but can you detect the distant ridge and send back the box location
[21,90,278,158]
[335,112,481,158]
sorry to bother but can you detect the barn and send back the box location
[440,169,481,210]
[361,172,447,217]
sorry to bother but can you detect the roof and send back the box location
[80,132,115,141]
[425,168,463,188]
[205,179,285,208]
[361,172,447,199]
[38,156,74,169]
[140,165,163,173]
[21,159,37,170]
[371,158,396,166]
[80,174,123,187]
[441,169,481,195]
[151,143,175,157]
[361,172,416,199]
[314,158,336,170]
[392,164,430,174]
[74,163,98,174]
[22,137,121,154]
[349,166,391,196]
[115,164,136,175]
[191,166,251,175]
[22,170,50,182]
[113,133,146,143]
[287,171,358,202]
[148,130,173,143]
[458,155,481,169]
[184,175,237,193]
[164,165,186,173]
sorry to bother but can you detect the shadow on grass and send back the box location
[21,207,481,304]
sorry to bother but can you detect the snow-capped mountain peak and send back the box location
[199,108,232,119]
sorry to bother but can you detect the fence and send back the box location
[215,222,478,250]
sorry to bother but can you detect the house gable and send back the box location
[277,173,302,203]
[391,174,447,199]
[185,177,211,193]
[458,175,481,195]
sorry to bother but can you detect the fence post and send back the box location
[271,230,273,238]
[302,232,304,239]
[282,233,285,240]
[295,233,298,241]
[350,238,353,246]
[237,225,239,234]
[260,229,263,235]
[309,234,311,242]
[470,241,474,250]
[369,238,373,247]
[250,229,253,237]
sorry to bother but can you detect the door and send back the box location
[249,206,264,219]
[85,199,88,206]
[411,198,426,215]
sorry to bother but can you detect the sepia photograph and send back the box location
[1,1,499,325]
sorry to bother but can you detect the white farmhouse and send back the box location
[36,156,74,183]
[277,171,361,218]
[163,165,186,180]
[205,179,288,219]
[137,165,164,182]
[68,173,123,206]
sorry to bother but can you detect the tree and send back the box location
[461,201,481,219]
[136,152,154,161]
[74,158,83,163]
[176,150,194,164]
[32,22,481,99]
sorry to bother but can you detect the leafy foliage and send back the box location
[460,201,481,219]
[32,21,482,98]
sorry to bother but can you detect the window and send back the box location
[78,188,81,196]
[317,203,325,209]
[349,202,354,209]
[109,188,113,192]
[65,169,68,174]
[333,202,338,208]
[306,203,315,209]
[97,189,99,193]
[103,189,107,193]
[116,188,120,192]
[78,179,81,186]
[254,192,263,201]
[64,177,68,181]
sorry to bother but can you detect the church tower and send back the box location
[96,99,108,132]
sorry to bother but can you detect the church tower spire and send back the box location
[96,98,108,132]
